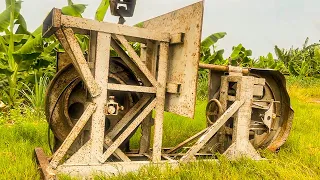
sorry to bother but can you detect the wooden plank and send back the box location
[108,83,156,93]
[103,143,131,162]
[139,114,153,154]
[61,28,101,97]
[90,32,111,163]
[60,15,170,42]
[114,34,159,87]
[180,100,244,162]
[35,148,56,179]
[99,99,157,163]
[139,41,157,153]
[50,103,96,168]
[166,127,209,154]
[152,42,169,162]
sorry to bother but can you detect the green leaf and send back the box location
[201,32,226,48]
[134,22,144,28]
[0,9,11,32]
[14,14,30,34]
[2,34,29,43]
[68,0,74,6]
[95,0,110,21]
[14,34,43,54]
[230,44,243,60]
[245,50,252,56]
[62,4,87,17]
[0,1,22,32]
[32,25,42,36]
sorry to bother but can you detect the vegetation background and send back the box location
[0,0,319,179]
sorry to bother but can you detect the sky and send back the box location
[1,0,320,57]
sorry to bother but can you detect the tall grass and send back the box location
[20,75,48,118]
[0,78,320,179]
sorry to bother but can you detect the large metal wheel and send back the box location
[205,69,293,153]
[45,57,141,154]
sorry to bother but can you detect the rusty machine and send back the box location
[35,1,294,179]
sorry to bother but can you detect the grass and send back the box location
[0,77,320,179]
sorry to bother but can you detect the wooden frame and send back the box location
[35,2,264,178]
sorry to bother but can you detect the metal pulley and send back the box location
[110,0,137,17]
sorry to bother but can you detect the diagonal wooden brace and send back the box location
[180,100,244,162]
[99,99,157,163]
[56,27,101,97]
[50,103,96,168]
[114,34,159,87]
[110,38,151,86]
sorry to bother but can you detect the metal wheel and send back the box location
[45,57,141,154]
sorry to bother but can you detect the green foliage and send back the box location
[20,75,48,118]
[229,43,253,67]
[95,0,110,21]
[1,82,320,179]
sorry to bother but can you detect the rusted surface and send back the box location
[90,32,111,163]
[181,100,244,162]
[60,15,170,42]
[152,42,169,162]
[142,1,204,118]
[50,103,96,168]
[114,34,159,87]
[34,148,56,180]
[108,83,156,93]
[45,59,140,153]
[199,63,250,75]
[100,99,157,163]
[207,69,294,152]
[60,27,102,97]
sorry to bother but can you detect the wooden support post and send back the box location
[90,32,111,163]
[140,40,158,154]
[50,103,96,168]
[224,76,261,160]
[152,42,169,162]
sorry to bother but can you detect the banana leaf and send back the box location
[95,0,110,21]
[201,32,226,48]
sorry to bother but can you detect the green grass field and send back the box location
[0,78,320,179]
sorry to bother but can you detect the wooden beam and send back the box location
[60,28,101,97]
[90,32,111,163]
[60,15,170,42]
[166,127,209,154]
[152,42,169,162]
[108,83,156,93]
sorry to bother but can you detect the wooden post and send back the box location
[90,32,111,163]
[152,42,169,162]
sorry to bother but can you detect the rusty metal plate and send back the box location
[141,2,204,118]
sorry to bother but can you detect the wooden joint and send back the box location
[170,33,184,44]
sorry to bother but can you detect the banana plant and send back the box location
[200,32,227,65]
[228,44,253,67]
